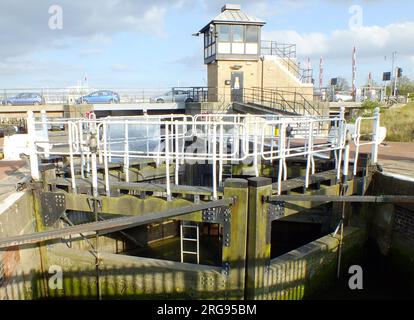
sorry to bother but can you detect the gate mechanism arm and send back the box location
[0,197,235,249]
[265,195,414,203]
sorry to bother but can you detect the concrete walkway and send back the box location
[0,137,30,201]
[350,142,414,180]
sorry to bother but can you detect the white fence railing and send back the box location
[26,107,381,200]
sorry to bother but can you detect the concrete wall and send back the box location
[63,104,93,119]
[43,243,227,299]
[185,102,230,115]
[0,105,66,118]
[0,192,43,300]
[262,57,313,98]
[368,172,414,295]
[0,104,93,119]
[208,60,260,102]
[207,57,313,103]
[265,226,365,299]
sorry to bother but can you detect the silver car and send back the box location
[152,89,193,103]
[333,92,354,102]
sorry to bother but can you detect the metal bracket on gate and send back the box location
[87,197,103,212]
[40,192,66,227]
[202,206,232,247]
[202,206,230,223]
[222,261,230,276]
[266,201,285,244]
[267,201,285,220]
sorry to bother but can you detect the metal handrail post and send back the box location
[27,111,40,180]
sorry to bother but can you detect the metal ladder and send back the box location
[222,163,233,180]
[180,221,200,264]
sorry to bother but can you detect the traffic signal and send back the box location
[397,68,403,78]
[383,72,391,81]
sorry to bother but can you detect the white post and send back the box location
[181,122,185,165]
[371,107,380,163]
[353,118,361,176]
[40,110,50,159]
[27,111,40,180]
[103,122,110,197]
[146,115,150,155]
[174,121,179,185]
[218,123,224,187]
[277,122,286,195]
[305,121,313,189]
[79,120,85,179]
[165,123,172,201]
[107,124,112,163]
[336,107,345,180]
[212,124,217,200]
[68,123,77,193]
[89,129,99,198]
[343,143,350,181]
[253,121,259,177]
[234,115,240,159]
[91,153,98,198]
[124,122,129,182]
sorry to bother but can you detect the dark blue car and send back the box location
[76,90,120,104]
[3,93,45,106]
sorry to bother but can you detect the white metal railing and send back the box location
[26,107,381,200]
[352,107,381,175]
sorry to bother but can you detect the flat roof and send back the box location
[199,4,265,33]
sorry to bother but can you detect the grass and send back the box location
[380,103,414,142]
[359,102,414,142]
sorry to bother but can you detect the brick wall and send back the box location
[393,205,414,242]
[265,226,365,299]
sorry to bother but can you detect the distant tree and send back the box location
[398,76,414,95]
[335,77,350,91]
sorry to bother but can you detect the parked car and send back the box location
[151,89,193,103]
[76,90,120,104]
[333,92,354,102]
[2,93,45,106]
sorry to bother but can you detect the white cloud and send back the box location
[0,62,44,74]
[201,0,311,18]
[263,22,414,60]
[0,0,184,60]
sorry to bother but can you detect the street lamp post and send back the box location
[391,51,397,98]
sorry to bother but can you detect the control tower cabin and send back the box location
[198,4,313,103]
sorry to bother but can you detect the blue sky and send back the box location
[1,0,414,89]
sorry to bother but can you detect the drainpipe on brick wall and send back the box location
[260,56,264,104]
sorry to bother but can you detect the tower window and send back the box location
[232,25,244,42]
[246,26,258,42]
[217,25,230,42]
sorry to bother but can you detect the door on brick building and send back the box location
[231,72,244,102]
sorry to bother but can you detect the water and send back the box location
[312,240,412,300]
[107,123,161,162]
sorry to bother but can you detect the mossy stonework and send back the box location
[1,163,413,299]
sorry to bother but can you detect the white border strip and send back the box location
[0,192,25,216]
[381,171,414,183]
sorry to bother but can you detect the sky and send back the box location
[0,0,414,89]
